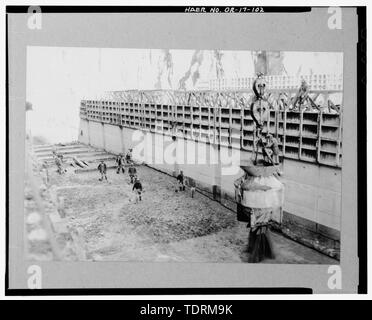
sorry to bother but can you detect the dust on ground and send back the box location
[49,164,337,264]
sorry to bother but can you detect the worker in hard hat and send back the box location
[55,153,65,174]
[125,148,133,164]
[132,177,143,203]
[116,153,125,174]
[187,177,196,198]
[176,170,185,192]
[128,165,137,184]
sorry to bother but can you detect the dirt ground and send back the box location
[48,164,337,264]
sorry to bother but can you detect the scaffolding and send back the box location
[80,83,343,168]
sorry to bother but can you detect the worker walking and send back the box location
[125,148,133,164]
[132,177,143,203]
[188,177,196,198]
[263,134,280,165]
[128,165,137,184]
[116,153,125,174]
[97,160,108,181]
[41,161,49,185]
[176,170,185,192]
[55,154,65,175]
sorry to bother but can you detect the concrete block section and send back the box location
[317,189,341,217]
[180,164,216,186]
[282,211,340,242]
[283,159,320,188]
[282,211,318,233]
[149,163,175,177]
[79,118,343,258]
[220,170,245,199]
[284,180,318,210]
[122,126,138,152]
[284,201,317,224]
[103,123,123,154]
[318,165,342,193]
[88,121,105,149]
[317,211,341,231]
[78,119,90,145]
[280,211,340,259]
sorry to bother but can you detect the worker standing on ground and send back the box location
[176,170,185,192]
[128,165,137,184]
[125,148,133,164]
[132,177,143,203]
[187,177,196,198]
[55,153,65,174]
[116,153,125,174]
[41,161,49,184]
[97,160,108,181]
[263,134,280,165]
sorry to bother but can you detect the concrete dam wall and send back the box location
[78,118,341,253]
[78,85,343,257]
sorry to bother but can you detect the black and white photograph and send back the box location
[5,5,365,295]
[25,48,343,264]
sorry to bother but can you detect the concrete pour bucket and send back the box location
[234,164,285,224]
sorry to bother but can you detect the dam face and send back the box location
[78,88,342,257]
